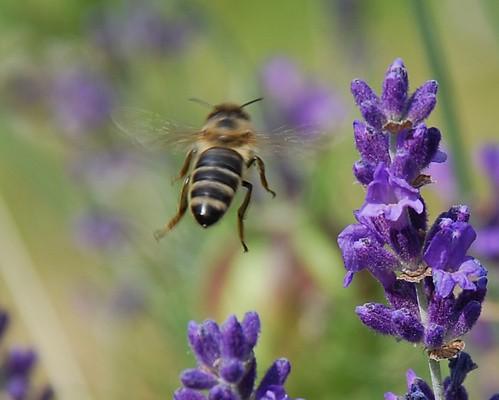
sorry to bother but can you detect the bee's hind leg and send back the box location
[171,149,196,184]
[237,181,253,252]
[154,176,190,241]
[248,156,276,198]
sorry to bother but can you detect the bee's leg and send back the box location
[171,149,196,184]
[237,180,253,252]
[154,176,190,241]
[248,156,276,198]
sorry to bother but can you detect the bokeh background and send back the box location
[0,0,498,399]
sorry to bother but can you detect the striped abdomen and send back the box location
[190,147,243,228]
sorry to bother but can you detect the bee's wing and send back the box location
[254,124,339,157]
[112,107,200,152]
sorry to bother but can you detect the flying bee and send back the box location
[114,97,280,252]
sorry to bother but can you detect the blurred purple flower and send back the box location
[473,144,499,261]
[51,68,114,136]
[89,1,197,60]
[0,309,53,400]
[174,312,299,400]
[480,144,499,192]
[69,150,138,194]
[73,209,128,250]
[261,56,345,136]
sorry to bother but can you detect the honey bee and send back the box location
[114,98,278,252]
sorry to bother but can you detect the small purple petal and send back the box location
[381,58,408,120]
[406,80,438,124]
[384,280,418,315]
[351,79,386,129]
[384,393,398,400]
[181,369,218,390]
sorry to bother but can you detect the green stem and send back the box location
[416,282,444,400]
[411,0,472,200]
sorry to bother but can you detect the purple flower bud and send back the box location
[208,384,238,400]
[5,348,37,376]
[241,312,260,348]
[424,324,445,348]
[384,280,418,315]
[181,369,218,390]
[351,79,386,129]
[353,120,390,165]
[386,369,435,400]
[448,300,481,339]
[406,80,438,125]
[236,358,256,399]
[355,303,396,336]
[221,316,250,360]
[187,320,222,368]
[392,125,446,182]
[353,160,375,185]
[381,58,408,120]
[174,388,208,400]
[392,309,424,343]
[6,376,29,400]
[255,359,291,400]
[219,359,245,383]
[443,352,477,400]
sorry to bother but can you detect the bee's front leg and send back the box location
[171,149,196,184]
[154,176,190,241]
[248,156,276,198]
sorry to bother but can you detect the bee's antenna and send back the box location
[240,97,264,108]
[188,98,213,108]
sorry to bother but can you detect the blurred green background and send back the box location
[0,0,498,399]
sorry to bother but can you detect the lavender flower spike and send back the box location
[174,312,298,400]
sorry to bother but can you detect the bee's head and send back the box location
[206,104,251,128]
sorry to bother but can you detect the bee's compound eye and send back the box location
[217,118,237,129]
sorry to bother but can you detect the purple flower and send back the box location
[355,275,486,348]
[0,311,54,400]
[73,210,129,251]
[385,353,495,400]
[385,369,434,400]
[261,56,345,135]
[358,165,424,226]
[89,1,197,60]
[479,144,499,192]
[424,209,487,297]
[51,68,114,136]
[174,312,297,400]
[337,223,398,287]
[352,58,438,131]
